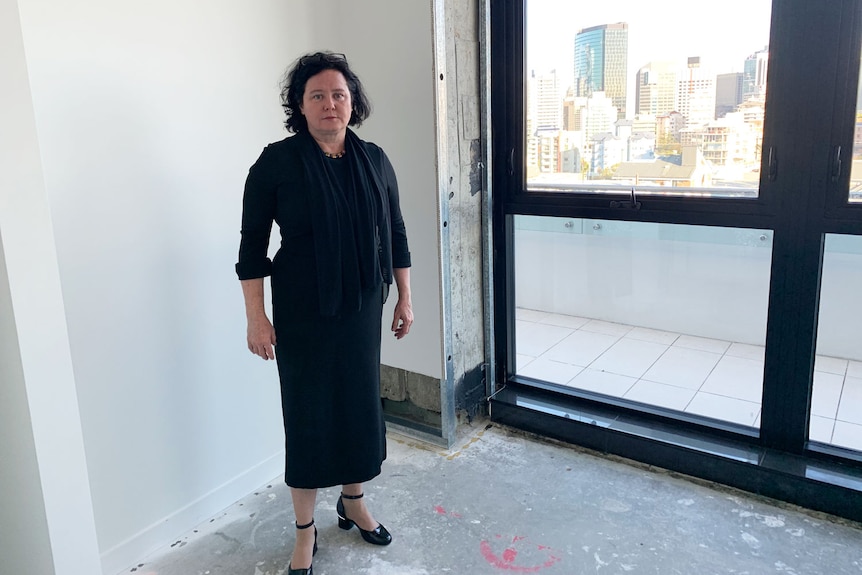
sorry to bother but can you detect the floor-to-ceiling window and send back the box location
[490,0,862,521]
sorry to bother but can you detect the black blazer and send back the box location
[236,134,411,286]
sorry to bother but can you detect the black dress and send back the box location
[236,132,411,489]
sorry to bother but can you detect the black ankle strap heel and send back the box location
[336,493,392,546]
[288,518,317,575]
[295,519,318,557]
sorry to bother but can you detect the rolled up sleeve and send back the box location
[235,147,277,280]
[381,151,411,269]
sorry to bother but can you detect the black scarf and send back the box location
[298,129,385,317]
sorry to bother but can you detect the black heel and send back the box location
[288,519,316,575]
[336,493,392,546]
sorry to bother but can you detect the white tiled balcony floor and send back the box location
[515,307,862,452]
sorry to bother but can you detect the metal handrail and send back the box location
[525,181,758,198]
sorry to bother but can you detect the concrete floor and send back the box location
[130,420,862,575]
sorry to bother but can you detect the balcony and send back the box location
[516,307,862,450]
[513,216,862,453]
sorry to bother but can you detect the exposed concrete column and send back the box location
[434,0,486,440]
[380,0,486,446]
[0,0,102,572]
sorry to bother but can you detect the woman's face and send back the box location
[300,69,353,141]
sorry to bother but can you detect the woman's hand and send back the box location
[391,267,413,339]
[391,296,413,339]
[247,314,277,360]
[241,278,276,360]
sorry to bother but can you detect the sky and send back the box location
[527,0,773,115]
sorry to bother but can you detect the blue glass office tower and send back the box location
[574,22,628,119]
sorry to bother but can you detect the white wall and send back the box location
[1,2,102,573]
[10,0,442,573]
[324,0,443,379]
[0,10,52,573]
[15,0,313,572]
[0,236,55,575]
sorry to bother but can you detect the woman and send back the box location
[236,51,413,575]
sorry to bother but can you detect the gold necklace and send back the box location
[322,150,346,159]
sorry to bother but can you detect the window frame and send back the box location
[489,0,862,519]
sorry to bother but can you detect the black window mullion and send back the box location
[491,0,525,384]
[759,0,855,453]
[760,227,824,453]
[825,0,862,218]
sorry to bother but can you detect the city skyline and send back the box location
[527,0,773,120]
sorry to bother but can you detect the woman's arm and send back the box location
[375,146,413,339]
[241,279,276,359]
[391,267,413,339]
[237,146,278,360]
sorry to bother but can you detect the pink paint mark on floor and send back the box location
[479,538,562,572]
[432,505,562,571]
[432,505,464,519]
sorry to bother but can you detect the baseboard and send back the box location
[99,450,285,575]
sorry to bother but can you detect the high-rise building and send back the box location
[744,47,769,100]
[636,61,677,117]
[676,56,716,128]
[715,72,744,118]
[574,22,628,119]
[527,70,562,133]
[527,69,564,173]
[534,69,562,130]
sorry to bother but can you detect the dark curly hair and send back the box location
[279,51,372,133]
